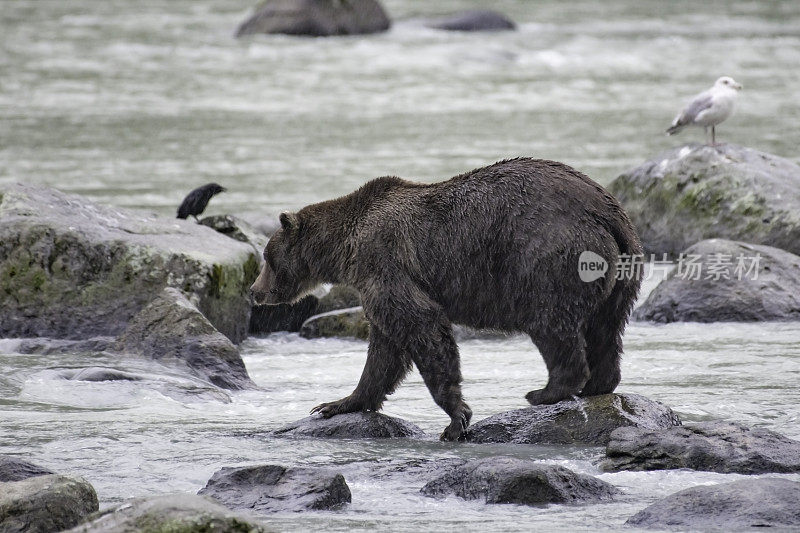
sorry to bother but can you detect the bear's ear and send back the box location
[279,211,300,232]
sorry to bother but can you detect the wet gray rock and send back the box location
[609,143,800,257]
[421,457,618,505]
[199,464,351,512]
[67,493,267,533]
[426,10,516,32]
[467,393,681,446]
[601,421,800,474]
[315,285,361,314]
[200,214,269,257]
[299,307,370,340]
[274,412,425,439]
[0,474,98,533]
[116,287,254,390]
[61,367,143,382]
[6,337,116,356]
[0,183,259,344]
[626,478,800,529]
[249,294,319,334]
[236,0,391,37]
[0,457,53,482]
[634,239,800,323]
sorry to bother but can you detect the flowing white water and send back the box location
[2,0,800,530]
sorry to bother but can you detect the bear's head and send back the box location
[250,211,317,305]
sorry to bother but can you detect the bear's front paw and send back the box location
[439,414,469,442]
[310,397,359,418]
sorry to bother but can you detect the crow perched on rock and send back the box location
[177,183,226,220]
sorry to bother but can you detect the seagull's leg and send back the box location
[712,126,716,146]
[704,127,709,145]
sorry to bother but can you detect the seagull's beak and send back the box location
[734,82,743,90]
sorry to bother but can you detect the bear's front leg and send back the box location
[310,326,412,418]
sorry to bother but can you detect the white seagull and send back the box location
[667,76,743,145]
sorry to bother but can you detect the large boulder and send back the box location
[609,143,800,257]
[0,456,53,482]
[115,288,254,390]
[634,239,800,322]
[425,10,516,32]
[199,464,351,512]
[249,294,319,335]
[467,393,681,446]
[236,0,391,37]
[626,478,800,530]
[299,307,370,340]
[199,214,269,258]
[274,412,425,439]
[420,457,617,505]
[0,474,98,533]
[0,183,259,343]
[67,493,267,532]
[601,421,800,474]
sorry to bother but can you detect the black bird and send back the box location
[177,183,226,221]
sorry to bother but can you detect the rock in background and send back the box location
[0,474,98,533]
[236,0,391,37]
[634,239,800,323]
[425,10,516,32]
[274,412,425,439]
[299,307,369,340]
[0,456,54,483]
[609,143,800,257]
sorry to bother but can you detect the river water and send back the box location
[2,0,800,531]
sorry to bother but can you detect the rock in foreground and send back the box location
[274,412,425,439]
[426,10,516,31]
[467,394,681,446]
[236,0,391,37]
[0,474,98,533]
[68,493,267,532]
[116,288,254,390]
[421,457,617,505]
[299,307,370,340]
[199,464,351,512]
[601,421,800,474]
[634,239,800,323]
[0,183,258,343]
[609,143,800,257]
[626,478,800,529]
[0,456,53,482]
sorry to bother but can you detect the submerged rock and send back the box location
[274,412,425,439]
[116,288,254,390]
[426,10,516,32]
[609,143,800,257]
[0,183,259,343]
[200,214,269,257]
[68,493,267,533]
[467,394,681,446]
[626,478,800,529]
[249,294,319,334]
[634,239,800,323]
[199,464,351,512]
[236,0,391,37]
[0,474,98,533]
[0,456,53,482]
[61,367,143,382]
[299,307,370,340]
[601,421,800,474]
[421,457,618,505]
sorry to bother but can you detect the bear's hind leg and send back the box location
[311,326,412,418]
[526,332,590,405]
[580,302,624,397]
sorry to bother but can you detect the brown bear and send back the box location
[251,158,642,441]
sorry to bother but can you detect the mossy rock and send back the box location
[299,307,369,340]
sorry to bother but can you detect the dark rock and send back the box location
[609,143,800,257]
[236,0,391,37]
[421,457,617,505]
[426,10,516,32]
[634,239,800,323]
[315,285,361,314]
[6,337,116,356]
[0,456,53,482]
[249,294,319,334]
[467,393,681,446]
[199,464,351,512]
[0,474,98,533]
[116,288,254,390]
[199,214,269,257]
[61,367,143,382]
[601,421,800,474]
[0,183,259,344]
[626,478,800,529]
[299,307,369,340]
[67,493,267,532]
[274,412,425,439]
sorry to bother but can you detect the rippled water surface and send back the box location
[2,0,800,531]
